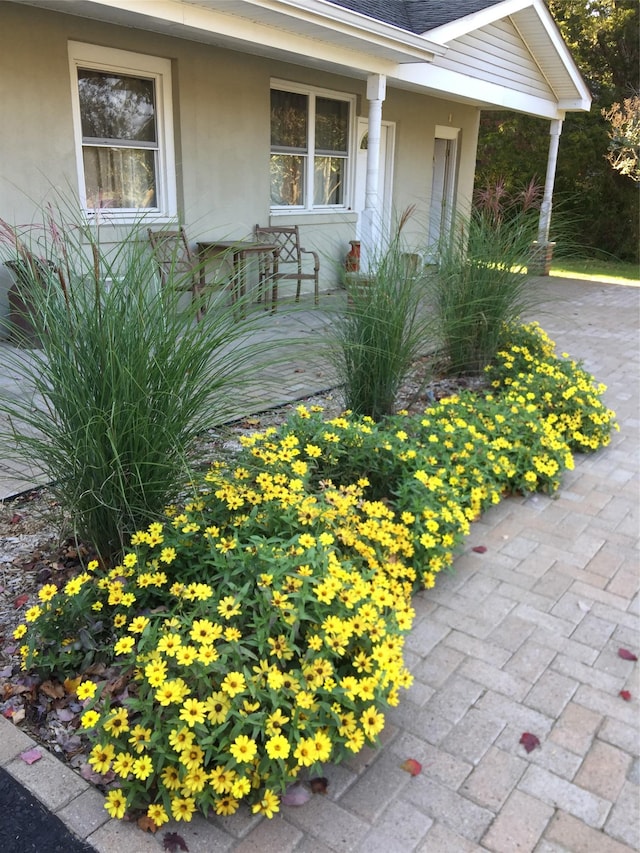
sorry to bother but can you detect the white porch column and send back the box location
[538,117,563,244]
[360,73,386,271]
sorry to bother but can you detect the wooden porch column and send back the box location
[534,117,563,273]
[360,73,386,270]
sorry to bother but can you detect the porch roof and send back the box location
[12,0,590,118]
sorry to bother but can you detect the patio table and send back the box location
[197,240,280,316]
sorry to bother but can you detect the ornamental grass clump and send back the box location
[329,207,434,420]
[0,206,282,559]
[430,180,543,376]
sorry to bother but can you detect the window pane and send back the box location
[78,69,156,143]
[270,154,305,205]
[314,156,344,205]
[271,90,307,150]
[83,147,156,209]
[315,97,348,154]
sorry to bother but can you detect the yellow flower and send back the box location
[214,795,239,816]
[205,692,231,725]
[132,755,154,780]
[129,724,152,753]
[361,706,385,739]
[229,734,258,764]
[37,584,58,602]
[190,618,222,645]
[103,707,129,735]
[80,710,101,729]
[217,596,241,619]
[122,553,137,568]
[251,789,280,819]
[147,803,169,827]
[104,789,127,819]
[179,697,207,727]
[293,737,315,767]
[128,615,149,634]
[311,731,332,762]
[265,735,291,761]
[179,743,204,772]
[112,752,136,778]
[113,636,135,656]
[221,671,246,697]
[24,606,42,623]
[161,765,182,791]
[209,765,237,794]
[171,796,196,822]
[88,743,115,774]
[144,659,168,687]
[231,776,251,798]
[160,547,177,564]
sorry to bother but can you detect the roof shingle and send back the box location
[325,0,504,34]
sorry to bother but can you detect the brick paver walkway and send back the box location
[0,276,638,852]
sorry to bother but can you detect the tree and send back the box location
[475,0,639,262]
[602,96,640,181]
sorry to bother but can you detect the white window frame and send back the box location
[68,41,177,223]
[270,78,356,214]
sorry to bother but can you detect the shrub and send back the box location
[0,206,282,559]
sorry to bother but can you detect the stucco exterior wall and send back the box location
[0,2,480,329]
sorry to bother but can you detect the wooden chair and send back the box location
[147,227,205,320]
[254,224,320,305]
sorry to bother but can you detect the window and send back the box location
[270,82,353,211]
[69,43,176,220]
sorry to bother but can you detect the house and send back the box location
[0,0,590,325]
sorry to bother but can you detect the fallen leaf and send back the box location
[13,594,29,609]
[619,690,632,701]
[0,666,13,678]
[20,748,42,765]
[11,708,25,724]
[10,514,23,524]
[618,648,638,662]
[64,676,82,694]
[577,600,591,612]
[281,781,312,806]
[519,732,541,753]
[137,815,158,833]
[309,777,329,794]
[472,545,487,554]
[40,680,65,699]
[163,832,189,852]
[401,758,422,776]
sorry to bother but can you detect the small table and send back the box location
[197,240,280,316]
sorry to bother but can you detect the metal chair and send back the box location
[254,224,320,305]
[147,227,205,320]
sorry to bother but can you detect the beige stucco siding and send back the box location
[0,1,480,319]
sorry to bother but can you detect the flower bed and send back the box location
[14,322,617,826]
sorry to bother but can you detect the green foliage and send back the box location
[328,209,433,420]
[15,321,616,825]
[0,207,281,560]
[476,1,640,262]
[428,201,540,376]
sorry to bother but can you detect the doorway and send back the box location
[427,128,459,261]
[354,118,395,247]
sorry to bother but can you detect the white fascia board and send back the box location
[240,0,445,57]
[394,63,567,120]
[424,0,534,43]
[76,0,442,64]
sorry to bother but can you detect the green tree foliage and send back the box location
[475,0,639,262]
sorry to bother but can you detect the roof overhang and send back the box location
[11,0,590,117]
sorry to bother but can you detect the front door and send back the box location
[427,131,458,261]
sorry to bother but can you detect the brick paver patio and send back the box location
[0,276,638,852]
